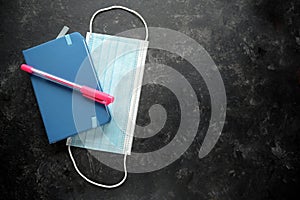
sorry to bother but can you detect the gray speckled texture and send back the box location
[1,0,300,199]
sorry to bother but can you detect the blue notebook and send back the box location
[22,32,111,143]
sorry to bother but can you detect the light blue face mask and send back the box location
[66,6,148,188]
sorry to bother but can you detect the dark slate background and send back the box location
[1,0,300,199]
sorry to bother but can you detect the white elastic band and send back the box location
[68,144,128,188]
[89,5,148,41]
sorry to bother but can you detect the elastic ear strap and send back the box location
[89,5,149,41]
[68,144,128,188]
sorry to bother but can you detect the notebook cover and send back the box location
[22,32,111,143]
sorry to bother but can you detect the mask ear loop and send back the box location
[89,5,149,41]
[68,5,148,188]
[68,142,127,188]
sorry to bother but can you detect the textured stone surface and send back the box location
[0,0,300,199]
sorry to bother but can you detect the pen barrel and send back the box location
[80,86,114,105]
[21,64,113,105]
[21,64,81,90]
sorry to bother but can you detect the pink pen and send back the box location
[21,64,114,106]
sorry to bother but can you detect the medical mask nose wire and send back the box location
[67,5,148,188]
